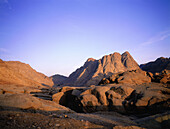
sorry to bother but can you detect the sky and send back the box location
[0,0,170,77]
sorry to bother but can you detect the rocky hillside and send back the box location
[64,51,139,86]
[0,59,53,86]
[140,57,170,73]
[50,74,67,85]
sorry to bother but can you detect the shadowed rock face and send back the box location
[50,74,67,85]
[64,51,139,86]
[0,59,53,86]
[140,57,170,73]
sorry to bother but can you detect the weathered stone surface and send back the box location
[0,94,71,112]
[80,89,92,96]
[92,86,110,106]
[59,86,74,92]
[80,94,100,112]
[99,69,151,85]
[54,83,170,114]
[72,89,82,96]
[106,90,122,99]
[52,92,66,105]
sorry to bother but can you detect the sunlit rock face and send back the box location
[64,51,139,86]
[0,59,53,86]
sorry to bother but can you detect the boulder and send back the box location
[106,90,122,99]
[92,86,110,106]
[117,69,151,84]
[51,84,170,114]
[59,86,74,92]
[80,89,92,96]
[0,94,71,112]
[72,89,82,96]
[80,94,100,112]
[160,76,168,84]
[99,69,151,85]
[52,92,67,105]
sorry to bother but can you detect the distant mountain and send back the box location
[0,59,53,86]
[50,74,67,85]
[63,51,139,86]
[140,57,170,73]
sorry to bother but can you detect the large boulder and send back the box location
[80,94,100,112]
[0,94,71,112]
[91,86,111,106]
[52,92,67,105]
[99,69,151,85]
[52,83,169,114]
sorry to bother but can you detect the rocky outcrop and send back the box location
[0,59,53,86]
[52,83,170,114]
[140,57,170,73]
[50,74,67,86]
[151,69,170,84]
[64,51,139,86]
[99,69,151,85]
[0,93,72,112]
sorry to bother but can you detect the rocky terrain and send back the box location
[64,51,139,86]
[0,52,170,129]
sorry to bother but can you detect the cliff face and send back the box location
[140,57,170,73]
[0,59,53,86]
[64,51,139,86]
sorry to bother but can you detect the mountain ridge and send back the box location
[63,51,140,86]
[0,59,53,86]
[140,57,170,73]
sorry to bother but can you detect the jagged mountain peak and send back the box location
[64,51,139,86]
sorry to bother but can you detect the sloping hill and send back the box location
[140,57,170,73]
[50,74,67,85]
[63,51,139,86]
[0,59,53,86]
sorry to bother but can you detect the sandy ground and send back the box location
[0,109,104,129]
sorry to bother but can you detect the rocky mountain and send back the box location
[140,57,170,73]
[50,74,67,85]
[0,59,53,86]
[64,51,139,86]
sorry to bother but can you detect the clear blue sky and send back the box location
[0,0,170,76]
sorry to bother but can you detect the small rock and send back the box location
[32,125,36,128]
[49,123,52,126]
[55,124,60,127]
